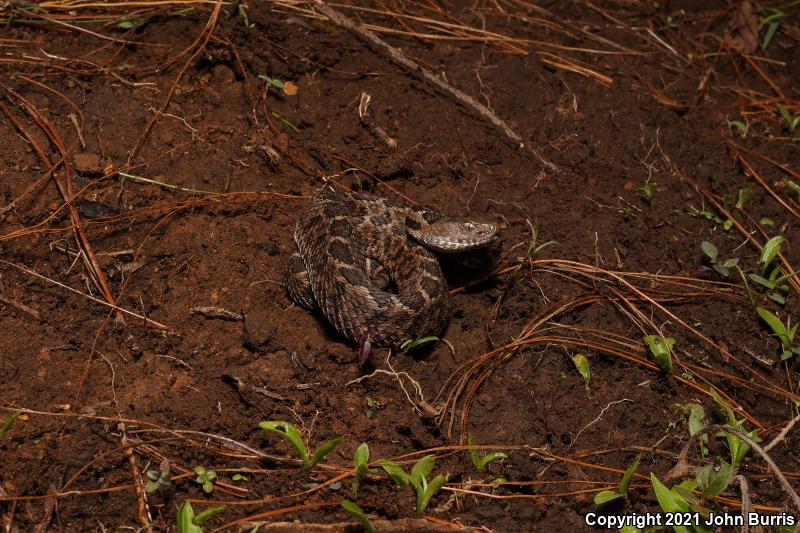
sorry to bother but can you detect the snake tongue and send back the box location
[358,339,372,366]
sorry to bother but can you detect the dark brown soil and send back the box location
[1,1,799,531]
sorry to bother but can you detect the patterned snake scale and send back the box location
[286,186,498,363]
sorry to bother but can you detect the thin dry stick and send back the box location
[307,0,557,172]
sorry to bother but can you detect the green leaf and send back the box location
[308,436,343,469]
[756,306,790,345]
[571,354,591,388]
[760,217,775,226]
[785,180,800,200]
[758,236,784,274]
[410,455,436,484]
[619,455,640,495]
[117,20,134,29]
[696,462,733,498]
[594,489,624,506]
[417,473,447,514]
[176,501,203,533]
[354,442,370,470]
[643,335,676,374]
[736,188,753,209]
[379,461,410,487]
[0,411,21,438]
[700,241,718,261]
[231,473,248,482]
[651,473,690,514]
[341,500,375,533]
[193,506,227,525]
[762,21,780,48]
[468,437,506,471]
[400,336,439,352]
[259,421,309,466]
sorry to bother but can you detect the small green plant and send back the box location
[594,455,640,507]
[176,501,227,533]
[785,179,800,201]
[725,119,749,138]
[776,103,800,132]
[231,473,248,482]
[570,354,591,392]
[0,410,21,438]
[709,388,760,466]
[400,335,439,352]
[700,241,753,303]
[352,443,376,497]
[145,459,172,494]
[749,236,797,304]
[695,460,733,499]
[639,181,657,204]
[365,397,381,418]
[681,403,709,458]
[259,421,343,470]
[756,307,800,360]
[689,206,732,230]
[651,474,712,532]
[341,499,375,533]
[237,4,255,28]
[643,335,676,374]
[756,4,791,49]
[380,455,447,514]
[193,466,217,494]
[468,436,508,472]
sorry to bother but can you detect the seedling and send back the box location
[725,119,749,138]
[785,179,800,201]
[365,397,381,418]
[237,4,255,28]
[145,459,172,494]
[756,307,800,360]
[689,207,732,230]
[695,460,733,499]
[757,4,791,49]
[259,421,343,470]
[468,436,507,472]
[643,335,676,374]
[709,388,760,466]
[594,454,640,507]
[639,181,657,204]
[651,474,712,531]
[193,466,217,494]
[400,335,439,352]
[0,410,21,438]
[700,241,753,303]
[570,354,591,392]
[380,455,447,514]
[117,17,145,30]
[749,236,798,304]
[341,499,375,533]
[176,501,226,533]
[776,104,800,132]
[681,403,708,458]
[352,443,377,497]
[231,473,248,482]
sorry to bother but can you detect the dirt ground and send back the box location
[1,0,799,531]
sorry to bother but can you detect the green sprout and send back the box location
[259,421,343,470]
[237,4,255,28]
[341,499,375,533]
[258,74,286,90]
[700,241,753,303]
[176,501,227,533]
[380,455,448,514]
[231,473,249,482]
[0,410,21,438]
[776,104,800,133]
[689,207,732,230]
[756,307,800,360]
[145,459,172,494]
[400,335,439,352]
[570,353,591,392]
[193,466,217,494]
[651,474,712,532]
[639,181,657,204]
[785,179,800,201]
[710,388,760,466]
[681,403,709,459]
[643,335,676,374]
[749,236,798,305]
[468,436,508,472]
[365,397,381,418]
[594,455,640,507]
[695,460,733,499]
[352,443,377,497]
[725,119,749,138]
[756,4,792,49]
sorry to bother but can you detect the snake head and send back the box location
[407,214,499,253]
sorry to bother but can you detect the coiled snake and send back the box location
[286,186,498,364]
